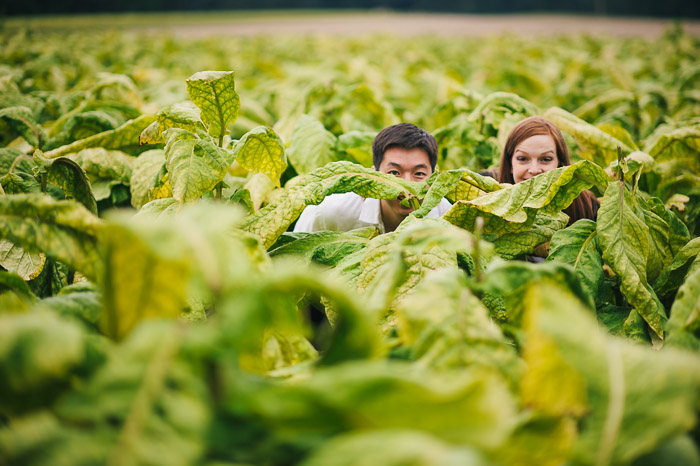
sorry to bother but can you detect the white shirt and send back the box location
[293,192,452,234]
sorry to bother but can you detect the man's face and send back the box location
[376,147,433,229]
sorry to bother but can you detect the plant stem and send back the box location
[474,216,484,283]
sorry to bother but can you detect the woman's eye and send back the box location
[516,156,528,162]
[542,157,555,163]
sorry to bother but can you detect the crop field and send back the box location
[1,12,700,466]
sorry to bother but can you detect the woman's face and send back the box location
[511,134,559,183]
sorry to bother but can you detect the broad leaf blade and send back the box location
[443,161,608,235]
[98,222,191,340]
[0,239,45,280]
[44,115,156,159]
[240,161,425,249]
[130,149,166,209]
[546,219,604,302]
[43,156,98,214]
[164,130,229,203]
[0,194,103,281]
[232,126,287,186]
[286,114,339,175]
[666,267,700,350]
[644,124,700,173]
[0,106,47,149]
[523,281,700,466]
[544,106,633,164]
[597,181,666,339]
[186,71,239,140]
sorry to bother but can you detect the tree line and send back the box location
[2,0,698,18]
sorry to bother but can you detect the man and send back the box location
[293,123,452,234]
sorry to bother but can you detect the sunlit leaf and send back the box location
[232,126,287,186]
[186,70,239,141]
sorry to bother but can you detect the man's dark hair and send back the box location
[372,123,438,171]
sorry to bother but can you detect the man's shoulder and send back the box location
[294,192,374,233]
[318,192,365,209]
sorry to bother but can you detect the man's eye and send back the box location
[388,170,401,176]
[414,172,427,178]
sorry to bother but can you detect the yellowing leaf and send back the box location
[241,161,425,249]
[0,194,103,281]
[99,222,190,340]
[164,130,229,203]
[44,115,156,159]
[286,114,339,175]
[597,181,666,339]
[186,71,239,141]
[233,126,287,187]
[0,239,45,280]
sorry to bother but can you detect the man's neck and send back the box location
[379,199,405,233]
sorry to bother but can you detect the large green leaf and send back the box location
[69,148,134,186]
[38,284,102,332]
[653,237,700,300]
[0,194,103,281]
[232,126,287,186]
[301,430,487,466]
[44,115,156,159]
[186,70,239,141]
[139,103,207,145]
[213,260,379,366]
[0,106,47,149]
[163,129,229,203]
[248,360,517,449]
[286,114,339,175]
[0,270,36,303]
[642,196,690,285]
[413,168,502,219]
[240,161,425,249]
[351,218,482,318]
[269,228,378,265]
[98,219,192,340]
[129,149,166,209]
[467,91,540,122]
[597,181,666,339]
[336,130,375,167]
[47,111,120,149]
[476,260,595,328]
[490,211,569,259]
[644,124,700,173]
[54,321,211,466]
[544,107,634,165]
[547,219,604,303]
[665,267,700,350]
[0,310,89,415]
[523,281,700,466]
[395,267,521,385]
[443,161,608,236]
[36,153,98,214]
[0,239,45,281]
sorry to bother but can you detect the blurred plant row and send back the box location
[1,25,699,466]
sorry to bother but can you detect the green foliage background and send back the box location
[1,21,700,466]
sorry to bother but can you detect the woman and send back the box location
[497,116,599,225]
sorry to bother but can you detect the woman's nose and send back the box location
[528,163,543,174]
